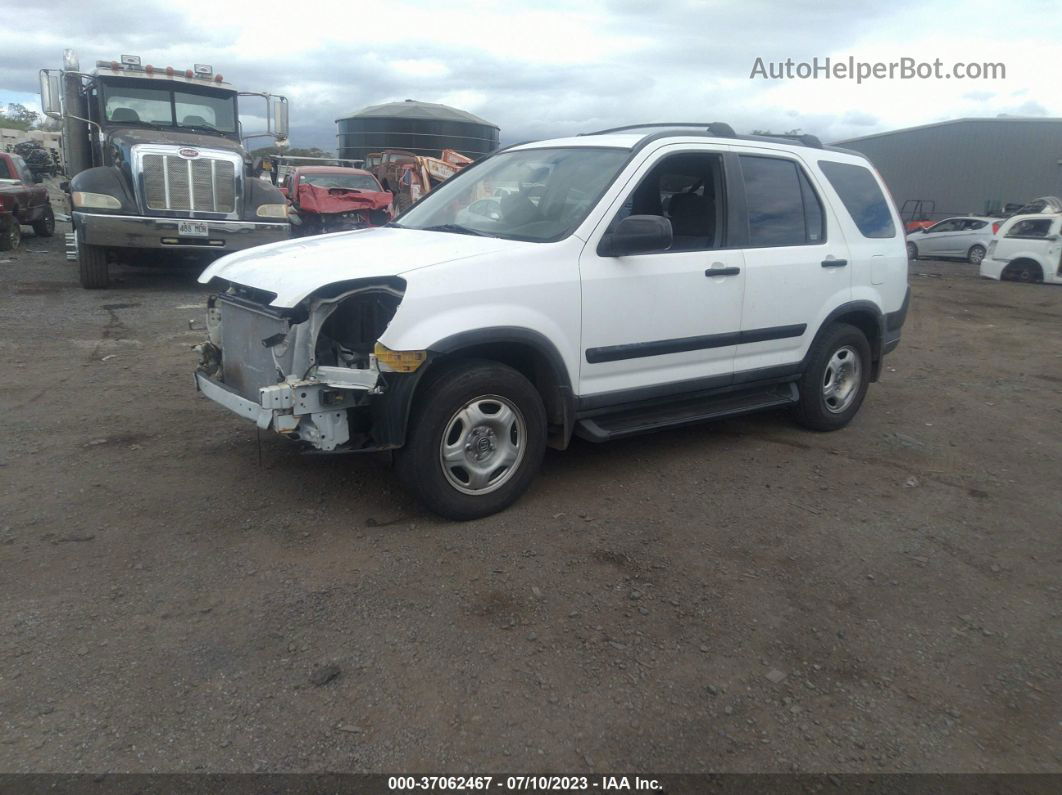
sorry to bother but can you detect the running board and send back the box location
[575,383,798,442]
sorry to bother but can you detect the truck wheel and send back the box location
[79,243,110,289]
[32,206,55,237]
[792,323,871,432]
[0,218,20,251]
[395,360,547,520]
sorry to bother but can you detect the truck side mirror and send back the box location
[39,71,62,119]
[598,215,673,257]
[272,98,289,142]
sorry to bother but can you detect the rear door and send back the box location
[732,151,850,375]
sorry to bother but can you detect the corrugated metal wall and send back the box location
[837,119,1062,221]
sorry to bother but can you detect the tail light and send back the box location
[992,221,1001,234]
[986,240,997,260]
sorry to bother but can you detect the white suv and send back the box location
[980,213,1062,284]
[194,123,910,519]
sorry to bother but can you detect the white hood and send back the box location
[198,226,521,307]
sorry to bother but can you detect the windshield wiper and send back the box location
[421,223,494,237]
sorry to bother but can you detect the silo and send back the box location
[336,99,500,162]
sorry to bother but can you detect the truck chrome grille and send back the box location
[142,154,236,213]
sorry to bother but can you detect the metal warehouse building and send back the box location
[336,99,500,163]
[835,117,1062,222]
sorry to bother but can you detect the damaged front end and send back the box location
[194,279,408,452]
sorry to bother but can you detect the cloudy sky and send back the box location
[1,0,1057,151]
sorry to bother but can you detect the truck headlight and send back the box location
[71,191,121,210]
[256,203,288,218]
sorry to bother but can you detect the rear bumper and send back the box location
[883,285,910,354]
[75,211,288,251]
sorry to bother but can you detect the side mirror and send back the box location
[272,97,289,142]
[599,214,673,257]
[39,71,62,119]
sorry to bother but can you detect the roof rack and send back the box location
[580,122,824,151]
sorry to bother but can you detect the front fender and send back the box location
[69,166,137,214]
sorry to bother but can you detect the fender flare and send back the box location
[372,326,576,449]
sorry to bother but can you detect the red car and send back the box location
[0,152,55,250]
[279,166,393,236]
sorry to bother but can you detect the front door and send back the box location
[578,146,745,399]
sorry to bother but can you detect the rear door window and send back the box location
[739,155,824,247]
[1006,219,1052,238]
[818,160,896,238]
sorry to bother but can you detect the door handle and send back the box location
[821,258,848,268]
[705,265,741,277]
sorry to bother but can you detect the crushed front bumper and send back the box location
[75,211,289,251]
[195,365,380,451]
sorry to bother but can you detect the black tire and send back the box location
[395,360,547,520]
[32,205,55,237]
[0,217,20,251]
[906,241,918,260]
[79,242,110,289]
[1007,261,1042,283]
[792,323,872,432]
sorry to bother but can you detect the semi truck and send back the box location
[39,51,291,288]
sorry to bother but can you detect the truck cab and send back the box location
[40,51,292,288]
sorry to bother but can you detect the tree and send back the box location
[0,103,41,131]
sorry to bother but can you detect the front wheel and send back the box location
[32,205,55,237]
[0,218,20,251]
[78,241,110,289]
[792,323,871,431]
[967,244,985,265]
[395,361,547,520]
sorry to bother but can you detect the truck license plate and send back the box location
[178,221,209,237]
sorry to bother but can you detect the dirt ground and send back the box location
[1,223,1059,774]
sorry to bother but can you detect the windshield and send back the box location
[397,147,629,242]
[301,173,381,191]
[101,82,238,133]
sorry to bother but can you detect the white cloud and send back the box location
[1,0,1058,151]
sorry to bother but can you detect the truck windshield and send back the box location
[396,147,629,243]
[101,83,238,134]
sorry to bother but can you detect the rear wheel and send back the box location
[0,218,20,251]
[32,205,55,237]
[967,244,985,265]
[792,323,871,431]
[906,241,918,260]
[395,360,547,520]
[78,241,110,289]
[1007,261,1043,283]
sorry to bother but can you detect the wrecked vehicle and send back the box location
[280,166,392,236]
[194,123,909,520]
[39,50,291,288]
[372,148,472,211]
[0,151,54,250]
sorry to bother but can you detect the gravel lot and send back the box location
[1,223,1059,773]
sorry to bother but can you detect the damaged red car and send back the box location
[280,167,393,236]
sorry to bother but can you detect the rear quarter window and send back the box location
[818,161,896,239]
[1005,219,1052,238]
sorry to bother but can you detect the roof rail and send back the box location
[579,122,825,151]
[581,122,737,137]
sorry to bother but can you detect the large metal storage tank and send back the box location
[336,99,500,162]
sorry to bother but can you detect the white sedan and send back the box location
[906,216,1000,264]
